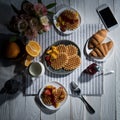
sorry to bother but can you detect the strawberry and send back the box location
[45,55,50,61]
[44,89,51,95]
[45,55,51,65]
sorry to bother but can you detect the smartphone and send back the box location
[96,4,119,31]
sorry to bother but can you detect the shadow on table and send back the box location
[34,95,58,114]
[0,1,14,26]
[78,71,94,83]
[0,70,33,106]
[0,34,33,106]
[45,70,70,78]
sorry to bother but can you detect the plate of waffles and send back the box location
[53,7,81,34]
[44,40,81,75]
[39,81,68,110]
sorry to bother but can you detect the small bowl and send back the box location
[38,81,68,111]
[28,62,45,77]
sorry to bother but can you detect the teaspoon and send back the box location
[70,81,95,114]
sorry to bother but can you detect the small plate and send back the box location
[85,37,114,62]
[39,81,68,111]
[53,7,81,34]
[44,40,81,75]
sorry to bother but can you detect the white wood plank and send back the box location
[56,96,71,120]
[70,96,84,120]
[114,0,120,119]
[100,50,116,120]
[39,0,57,119]
[82,0,102,120]
[50,1,70,120]
[84,0,99,24]
[0,94,10,120]
[84,97,101,120]
[9,93,27,120]
[98,0,116,120]
[25,96,41,120]
[69,0,85,25]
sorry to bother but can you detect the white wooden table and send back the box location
[0,0,120,120]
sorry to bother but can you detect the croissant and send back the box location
[89,40,113,58]
[88,29,108,49]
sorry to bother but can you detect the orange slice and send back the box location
[24,55,33,67]
[25,40,41,57]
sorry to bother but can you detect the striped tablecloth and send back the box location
[25,24,103,96]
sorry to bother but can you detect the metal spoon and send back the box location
[95,64,115,75]
[70,81,95,114]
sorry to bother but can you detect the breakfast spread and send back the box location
[56,9,80,32]
[45,44,81,71]
[88,29,113,59]
[41,85,67,108]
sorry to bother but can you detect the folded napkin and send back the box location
[25,24,104,96]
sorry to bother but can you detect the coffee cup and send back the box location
[28,62,45,77]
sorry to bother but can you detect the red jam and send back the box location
[83,63,99,75]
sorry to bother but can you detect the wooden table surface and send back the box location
[0,0,120,120]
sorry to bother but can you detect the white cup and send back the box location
[28,62,45,77]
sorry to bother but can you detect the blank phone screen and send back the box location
[99,7,118,28]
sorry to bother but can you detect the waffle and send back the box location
[66,22,80,30]
[58,9,80,30]
[57,44,68,53]
[66,44,78,57]
[41,95,52,105]
[64,55,81,71]
[51,53,68,70]
[56,87,66,102]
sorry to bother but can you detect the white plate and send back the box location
[44,40,81,75]
[39,81,68,111]
[53,7,81,34]
[85,37,114,62]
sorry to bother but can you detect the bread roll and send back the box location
[88,29,108,49]
[89,40,113,58]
